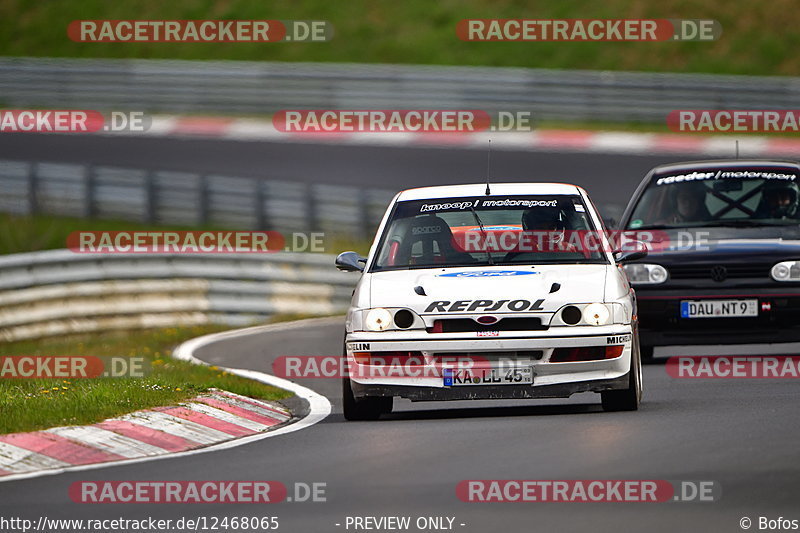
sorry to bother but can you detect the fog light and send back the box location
[561,305,582,325]
[393,309,415,329]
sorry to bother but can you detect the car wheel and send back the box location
[601,331,642,412]
[640,344,655,363]
[341,338,392,421]
[342,377,392,421]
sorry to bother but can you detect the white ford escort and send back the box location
[336,183,645,420]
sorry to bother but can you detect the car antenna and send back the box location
[485,139,492,195]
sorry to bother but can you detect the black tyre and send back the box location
[640,344,655,364]
[342,377,392,421]
[601,332,643,412]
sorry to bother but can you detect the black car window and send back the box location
[628,170,800,229]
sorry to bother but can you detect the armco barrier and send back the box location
[0,249,356,342]
[1,57,799,123]
[0,159,396,239]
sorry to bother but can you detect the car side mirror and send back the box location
[335,251,366,272]
[614,241,648,263]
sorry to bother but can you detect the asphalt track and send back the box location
[1,316,799,532]
[0,132,706,220]
[1,136,799,532]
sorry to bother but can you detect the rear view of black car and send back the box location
[618,160,800,359]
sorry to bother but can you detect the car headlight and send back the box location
[622,263,668,285]
[771,261,800,282]
[364,308,393,331]
[583,303,611,326]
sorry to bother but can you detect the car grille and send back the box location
[668,264,770,280]
[428,317,546,333]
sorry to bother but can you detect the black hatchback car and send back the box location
[618,160,800,359]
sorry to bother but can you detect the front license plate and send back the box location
[680,299,758,318]
[443,367,533,386]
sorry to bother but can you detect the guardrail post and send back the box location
[84,165,96,218]
[255,179,267,229]
[198,175,209,225]
[307,183,319,232]
[358,188,370,240]
[144,170,156,224]
[26,161,38,215]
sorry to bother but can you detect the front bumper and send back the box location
[345,326,633,401]
[350,373,631,401]
[636,286,800,346]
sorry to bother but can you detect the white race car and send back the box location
[336,183,645,420]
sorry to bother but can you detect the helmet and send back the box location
[761,181,799,218]
[522,207,565,231]
[522,207,566,246]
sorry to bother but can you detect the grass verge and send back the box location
[0,212,374,257]
[1,0,798,76]
[0,324,293,435]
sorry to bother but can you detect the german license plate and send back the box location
[443,367,533,386]
[680,299,758,318]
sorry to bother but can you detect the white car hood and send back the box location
[368,264,609,313]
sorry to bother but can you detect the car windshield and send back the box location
[371,194,607,271]
[627,169,800,230]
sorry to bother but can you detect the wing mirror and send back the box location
[335,251,366,272]
[614,240,648,263]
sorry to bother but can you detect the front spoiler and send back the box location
[350,372,630,402]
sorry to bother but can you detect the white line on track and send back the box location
[119,410,231,444]
[0,317,335,483]
[180,402,273,432]
[44,427,168,458]
[0,442,70,473]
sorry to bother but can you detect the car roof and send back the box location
[650,159,800,176]
[396,182,583,201]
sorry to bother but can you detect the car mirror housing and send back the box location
[335,251,366,272]
[614,241,648,263]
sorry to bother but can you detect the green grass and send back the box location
[0,324,293,434]
[0,212,374,256]
[0,212,219,255]
[0,0,798,75]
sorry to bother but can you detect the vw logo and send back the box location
[710,265,728,282]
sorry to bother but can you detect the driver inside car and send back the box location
[503,206,577,261]
[659,182,712,224]
[675,184,711,223]
[757,181,800,220]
